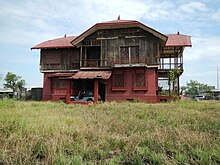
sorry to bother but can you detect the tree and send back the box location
[4,72,26,95]
[181,80,212,96]
[168,68,180,94]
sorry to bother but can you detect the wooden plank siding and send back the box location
[81,27,160,67]
[40,48,80,71]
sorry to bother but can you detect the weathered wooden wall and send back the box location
[40,48,80,70]
[83,28,160,66]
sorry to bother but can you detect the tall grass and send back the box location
[0,100,219,164]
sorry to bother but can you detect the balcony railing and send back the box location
[40,63,79,70]
[159,63,183,70]
[80,59,107,67]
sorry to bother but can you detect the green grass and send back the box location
[0,100,220,164]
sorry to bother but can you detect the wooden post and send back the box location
[94,79,99,104]
[66,80,71,104]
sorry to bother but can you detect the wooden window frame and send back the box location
[133,69,148,91]
[120,46,139,64]
[112,70,127,91]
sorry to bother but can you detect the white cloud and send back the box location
[212,8,220,22]
[179,2,209,14]
[184,36,220,64]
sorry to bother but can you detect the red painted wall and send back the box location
[42,73,68,101]
[106,67,158,103]
[42,73,51,101]
[42,67,160,103]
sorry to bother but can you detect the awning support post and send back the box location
[66,80,71,104]
[94,80,99,104]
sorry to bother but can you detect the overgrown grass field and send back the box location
[0,100,220,164]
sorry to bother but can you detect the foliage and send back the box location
[168,68,180,84]
[168,68,180,100]
[181,80,212,95]
[0,100,219,164]
[3,72,26,93]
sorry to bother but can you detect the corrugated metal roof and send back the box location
[68,71,112,80]
[31,36,77,49]
[96,20,139,26]
[31,25,192,49]
[48,73,74,78]
[165,34,192,47]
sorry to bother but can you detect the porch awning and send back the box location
[67,71,112,80]
[48,73,74,78]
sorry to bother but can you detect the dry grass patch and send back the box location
[0,100,219,164]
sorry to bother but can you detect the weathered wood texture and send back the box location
[40,48,80,70]
[81,28,160,66]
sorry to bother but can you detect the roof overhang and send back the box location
[165,34,192,47]
[66,71,112,80]
[48,73,74,78]
[71,20,167,46]
[31,36,77,50]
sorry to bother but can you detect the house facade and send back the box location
[32,20,191,103]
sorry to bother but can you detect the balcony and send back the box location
[80,59,107,67]
[159,63,183,70]
[40,63,79,71]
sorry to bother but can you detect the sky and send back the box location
[0,0,220,89]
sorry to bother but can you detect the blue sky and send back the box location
[0,0,220,89]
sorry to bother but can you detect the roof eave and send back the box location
[31,46,76,50]
[71,21,168,46]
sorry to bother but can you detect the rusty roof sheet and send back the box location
[31,36,77,49]
[68,71,112,80]
[48,73,74,78]
[166,34,192,47]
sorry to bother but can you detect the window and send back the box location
[135,70,146,87]
[51,78,67,89]
[120,47,129,64]
[120,46,139,64]
[115,74,124,87]
[113,70,125,88]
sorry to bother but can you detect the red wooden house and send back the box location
[32,19,191,103]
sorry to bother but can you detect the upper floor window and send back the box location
[120,46,139,64]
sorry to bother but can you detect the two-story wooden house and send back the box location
[32,19,191,103]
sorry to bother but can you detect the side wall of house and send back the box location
[106,67,158,102]
[42,73,68,101]
[40,48,80,71]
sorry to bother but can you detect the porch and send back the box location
[64,71,111,104]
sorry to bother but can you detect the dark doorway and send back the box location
[99,81,106,101]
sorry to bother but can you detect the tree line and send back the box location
[1,72,26,99]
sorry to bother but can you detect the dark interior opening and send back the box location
[99,82,106,101]
[86,47,101,67]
